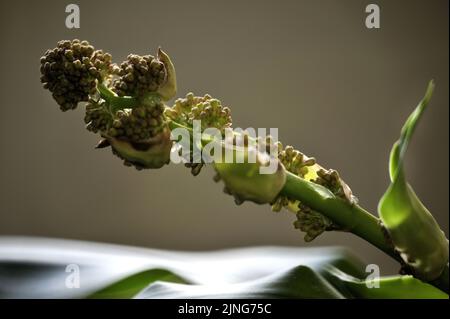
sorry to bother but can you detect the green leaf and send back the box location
[0,237,447,299]
[329,268,448,299]
[378,81,448,281]
[89,269,187,299]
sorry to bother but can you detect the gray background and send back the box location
[0,0,448,275]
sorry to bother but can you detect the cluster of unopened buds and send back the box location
[41,39,357,242]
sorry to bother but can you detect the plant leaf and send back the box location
[328,267,448,299]
[378,81,448,281]
[0,236,446,299]
[89,269,187,299]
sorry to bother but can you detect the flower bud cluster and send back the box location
[165,93,232,133]
[40,39,114,111]
[113,54,166,97]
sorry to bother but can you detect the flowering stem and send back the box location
[41,40,447,295]
[166,121,449,292]
[281,171,449,293]
[167,119,448,292]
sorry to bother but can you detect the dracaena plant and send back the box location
[39,39,448,295]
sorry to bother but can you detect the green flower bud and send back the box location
[278,145,316,177]
[165,93,232,176]
[294,203,340,242]
[214,144,286,205]
[270,143,349,242]
[313,168,357,205]
[107,98,166,141]
[113,52,167,98]
[40,39,115,111]
[166,93,232,133]
[91,49,116,78]
[271,144,316,212]
[96,96,172,169]
[84,98,112,133]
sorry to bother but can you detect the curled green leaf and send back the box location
[378,81,448,281]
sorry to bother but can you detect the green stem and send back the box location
[281,172,449,293]
[97,82,139,111]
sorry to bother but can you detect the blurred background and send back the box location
[0,0,448,275]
